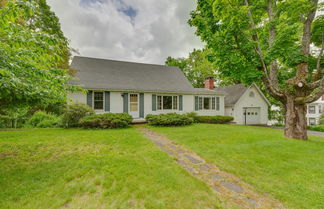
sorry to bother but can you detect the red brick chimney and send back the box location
[322,95,324,101]
[204,76,215,90]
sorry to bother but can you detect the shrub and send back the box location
[80,113,133,129]
[195,115,234,124]
[62,103,94,127]
[272,122,284,127]
[307,125,324,132]
[185,112,198,122]
[146,113,193,126]
[25,111,61,128]
[319,114,324,125]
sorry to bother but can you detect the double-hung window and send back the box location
[198,97,220,110]
[94,92,104,110]
[157,95,178,110]
[308,106,316,114]
[204,98,211,110]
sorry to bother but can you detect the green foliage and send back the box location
[268,108,285,124]
[25,111,61,128]
[273,122,284,127]
[166,49,234,87]
[0,106,29,128]
[189,0,323,87]
[195,115,233,124]
[61,103,95,127]
[311,16,324,47]
[185,112,199,122]
[146,113,193,126]
[80,113,133,129]
[319,114,324,125]
[307,125,324,132]
[0,0,77,109]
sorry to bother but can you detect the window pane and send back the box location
[94,92,103,100]
[309,106,315,114]
[163,96,172,109]
[130,103,138,111]
[199,97,203,110]
[216,97,220,110]
[212,98,216,110]
[130,94,138,102]
[157,96,162,110]
[94,101,103,110]
[204,98,210,109]
[173,96,178,110]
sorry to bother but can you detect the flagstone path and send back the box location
[136,125,285,209]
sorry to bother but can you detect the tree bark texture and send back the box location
[284,96,308,140]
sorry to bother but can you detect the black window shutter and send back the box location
[123,93,128,113]
[152,94,156,111]
[104,91,110,112]
[194,96,198,111]
[140,93,144,118]
[87,90,93,107]
[179,95,183,111]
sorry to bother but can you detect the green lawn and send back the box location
[150,124,324,209]
[0,128,222,209]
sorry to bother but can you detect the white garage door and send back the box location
[243,107,261,124]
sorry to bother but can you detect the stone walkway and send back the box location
[136,126,285,209]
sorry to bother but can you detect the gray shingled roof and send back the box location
[214,84,248,106]
[70,56,224,95]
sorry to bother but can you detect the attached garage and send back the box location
[243,107,261,125]
[215,84,270,125]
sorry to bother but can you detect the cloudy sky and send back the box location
[47,0,203,64]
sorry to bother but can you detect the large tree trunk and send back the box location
[284,96,308,140]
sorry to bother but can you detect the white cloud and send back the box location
[47,0,203,64]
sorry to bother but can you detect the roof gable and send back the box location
[70,56,195,93]
[214,84,247,106]
[215,83,270,106]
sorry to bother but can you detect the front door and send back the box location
[129,93,139,118]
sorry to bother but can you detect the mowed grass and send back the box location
[0,128,222,209]
[150,124,324,209]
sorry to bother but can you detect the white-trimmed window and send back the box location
[309,118,316,126]
[94,92,104,110]
[173,96,178,110]
[157,95,178,110]
[198,97,203,110]
[308,106,316,114]
[204,97,211,110]
[198,97,220,111]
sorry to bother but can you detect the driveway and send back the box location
[268,126,324,138]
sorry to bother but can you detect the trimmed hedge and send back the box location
[308,125,324,132]
[146,113,193,126]
[62,103,94,127]
[80,113,132,129]
[195,115,234,124]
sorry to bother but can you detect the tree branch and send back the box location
[268,0,279,88]
[313,39,324,81]
[244,0,284,98]
[295,0,319,81]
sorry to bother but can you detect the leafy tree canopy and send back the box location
[166,48,235,87]
[189,0,323,139]
[0,0,76,109]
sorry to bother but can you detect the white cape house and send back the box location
[68,56,225,119]
[68,56,269,124]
